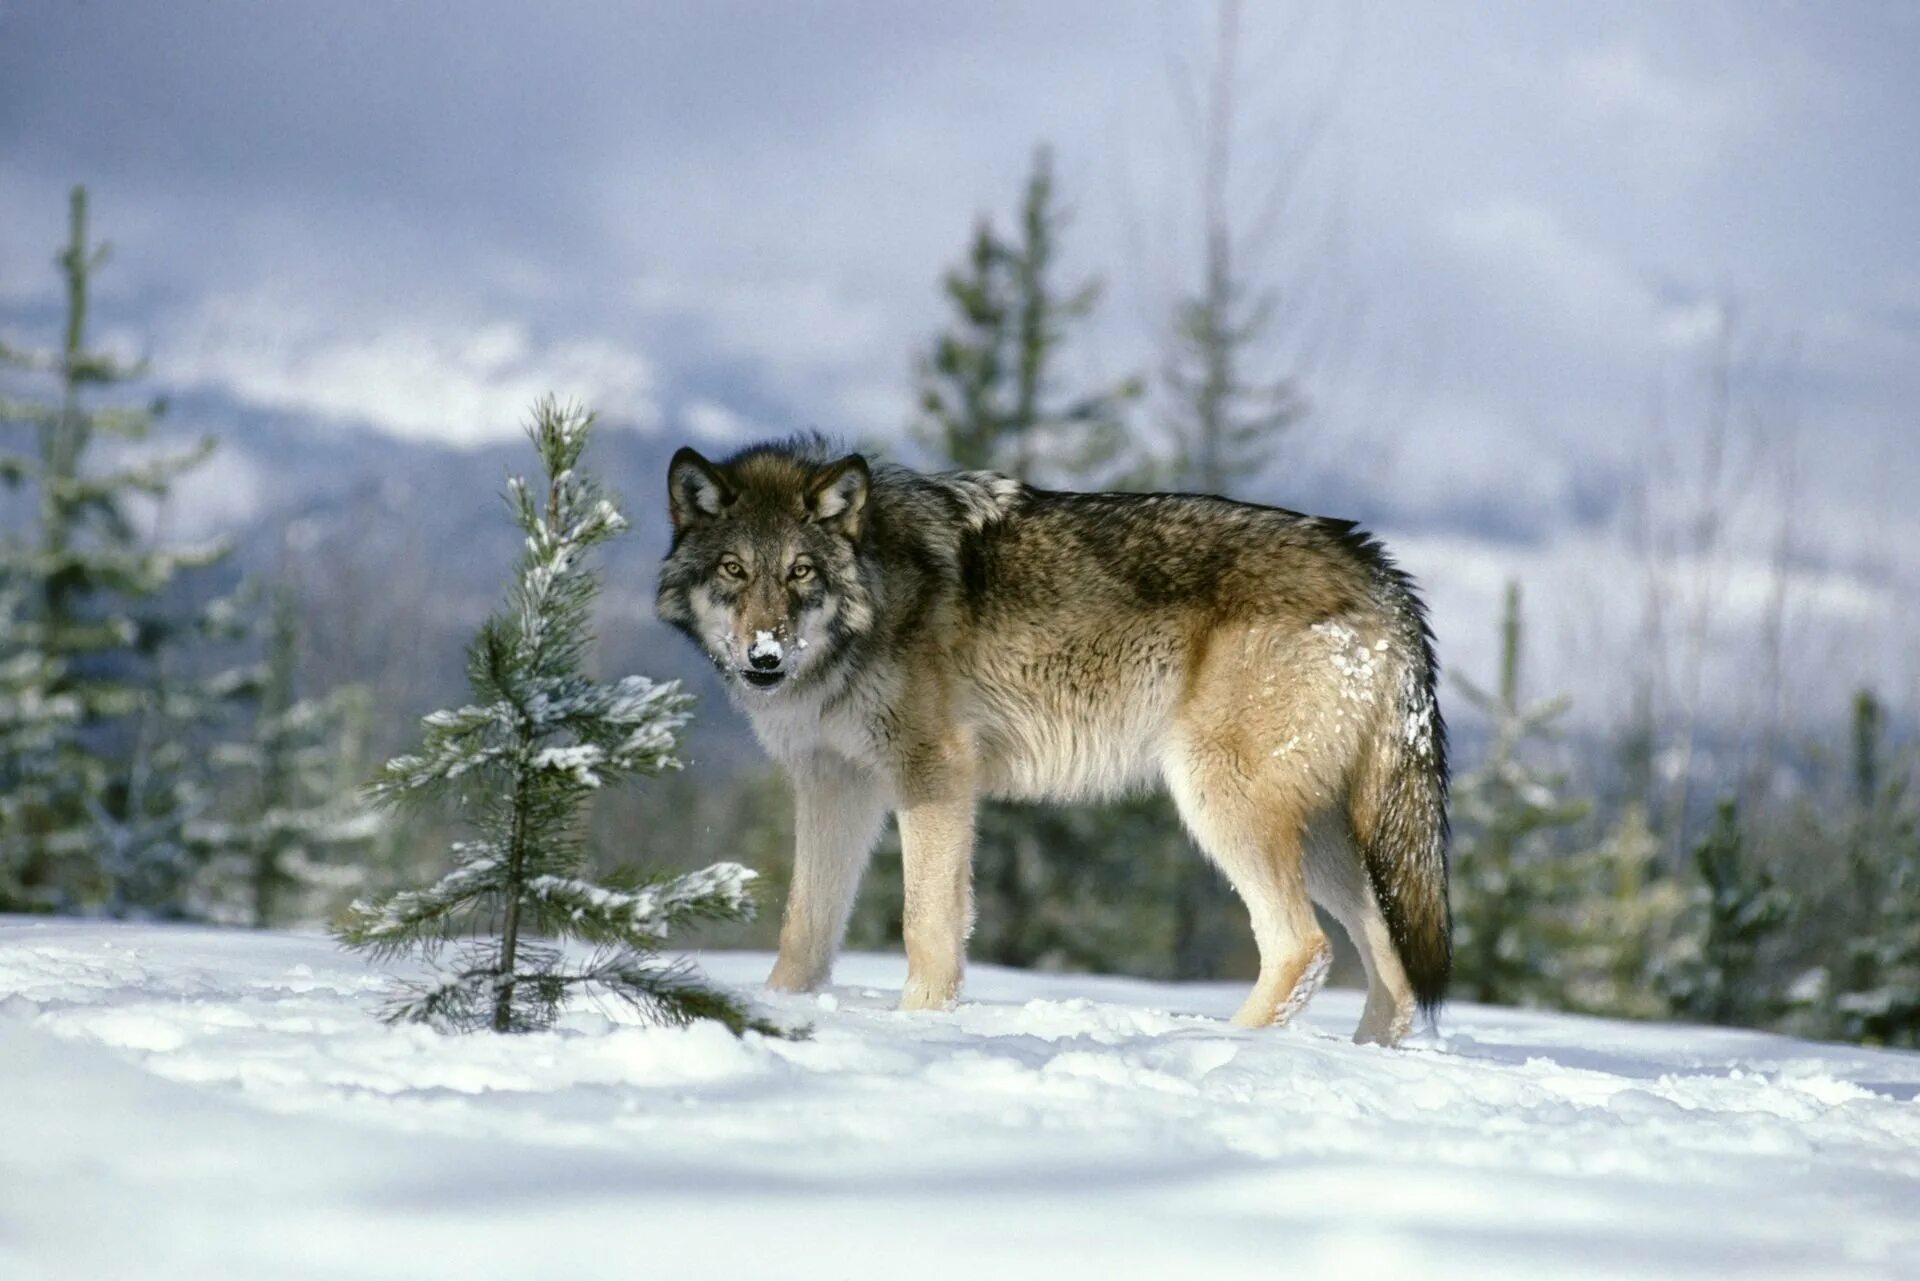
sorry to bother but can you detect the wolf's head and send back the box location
[656,439,876,697]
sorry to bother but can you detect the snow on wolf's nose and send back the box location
[748,630,784,670]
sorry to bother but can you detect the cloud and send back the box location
[678,399,754,447]
[155,292,659,445]
[1443,199,1658,347]
[1563,42,1751,164]
[1393,524,1903,735]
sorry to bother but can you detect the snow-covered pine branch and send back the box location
[336,846,505,958]
[525,863,758,947]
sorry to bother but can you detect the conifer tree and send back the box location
[103,593,265,918]
[1148,3,1322,964]
[913,145,1139,483]
[1830,689,1920,1046]
[0,586,79,909]
[1450,582,1591,1006]
[1160,241,1304,495]
[894,146,1181,975]
[191,587,378,926]
[1836,831,1920,1047]
[1656,799,1793,1026]
[1546,803,1686,1019]
[336,398,773,1036]
[0,185,235,911]
[1156,2,1307,495]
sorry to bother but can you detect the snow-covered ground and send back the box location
[4,919,1919,1281]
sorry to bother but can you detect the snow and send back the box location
[530,742,606,786]
[522,862,756,938]
[5,920,1920,1281]
[749,629,783,665]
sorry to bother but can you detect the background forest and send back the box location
[3,2,1916,1047]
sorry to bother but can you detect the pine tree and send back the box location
[1160,241,1305,495]
[1449,582,1591,1006]
[0,586,80,909]
[1836,831,1920,1046]
[1156,1,1307,495]
[1546,803,1687,1020]
[336,398,774,1036]
[191,587,378,926]
[109,591,267,918]
[913,145,1139,483]
[1656,799,1793,1027]
[1830,689,1920,1046]
[0,185,236,911]
[893,145,1179,976]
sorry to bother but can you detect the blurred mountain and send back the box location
[156,391,758,774]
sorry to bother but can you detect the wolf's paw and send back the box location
[897,972,960,1012]
[766,958,827,994]
[1352,997,1414,1047]
[1230,996,1295,1029]
[1231,942,1332,1029]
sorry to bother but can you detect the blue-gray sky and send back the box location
[3,0,1916,729]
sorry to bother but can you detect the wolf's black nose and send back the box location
[749,650,781,671]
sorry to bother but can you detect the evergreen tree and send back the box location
[191,587,378,926]
[1546,803,1686,1020]
[1156,0,1307,496]
[99,593,263,918]
[1449,581,1591,1006]
[1656,799,1793,1027]
[1830,689,1920,1046]
[336,398,774,1036]
[913,145,1139,483]
[1149,7,1321,961]
[1836,829,1920,1046]
[0,185,235,911]
[0,586,80,909]
[1160,236,1305,494]
[892,145,1185,977]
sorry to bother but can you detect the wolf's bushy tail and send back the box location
[1349,638,1452,1013]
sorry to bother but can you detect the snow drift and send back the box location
[3,918,1918,1280]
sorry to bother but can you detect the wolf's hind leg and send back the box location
[1165,743,1330,1029]
[768,754,889,994]
[1303,817,1417,1045]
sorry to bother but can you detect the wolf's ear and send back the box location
[667,447,732,531]
[807,455,870,539]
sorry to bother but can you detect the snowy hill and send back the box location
[4,919,1919,1281]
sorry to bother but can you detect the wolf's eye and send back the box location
[788,561,814,582]
[719,558,748,581]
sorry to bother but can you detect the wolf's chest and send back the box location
[741,691,885,774]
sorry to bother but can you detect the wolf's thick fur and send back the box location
[658,438,1450,1044]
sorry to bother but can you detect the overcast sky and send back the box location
[3,0,1916,730]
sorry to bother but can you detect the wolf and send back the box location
[657,437,1449,1044]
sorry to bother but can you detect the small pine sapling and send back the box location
[1656,799,1793,1027]
[1449,581,1591,1007]
[336,398,776,1036]
[1545,803,1687,1020]
[1831,689,1920,1046]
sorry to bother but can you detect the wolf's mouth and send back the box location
[740,669,786,690]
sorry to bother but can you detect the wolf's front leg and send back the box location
[768,754,889,994]
[895,765,976,1012]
